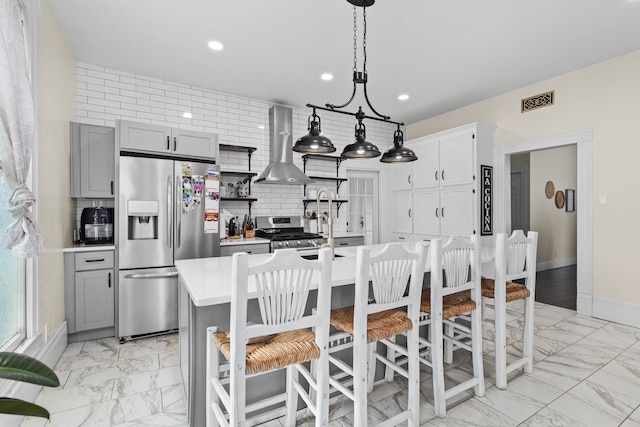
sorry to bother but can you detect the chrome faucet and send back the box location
[316,188,335,258]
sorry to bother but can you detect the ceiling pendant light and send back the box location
[293,107,336,153]
[299,0,417,163]
[380,125,418,163]
[341,111,381,159]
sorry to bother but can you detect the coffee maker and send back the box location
[80,207,114,243]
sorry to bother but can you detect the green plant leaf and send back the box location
[0,397,50,419]
[0,352,59,387]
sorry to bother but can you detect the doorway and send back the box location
[346,170,379,245]
[495,129,592,316]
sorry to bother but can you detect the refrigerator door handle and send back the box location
[123,272,179,279]
[176,175,182,248]
[167,175,172,249]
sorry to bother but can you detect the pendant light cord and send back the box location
[353,6,358,73]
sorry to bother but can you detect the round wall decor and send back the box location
[545,181,555,199]
[555,190,565,209]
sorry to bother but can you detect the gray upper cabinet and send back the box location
[118,120,217,159]
[70,122,115,198]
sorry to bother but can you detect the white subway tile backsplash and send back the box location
[79,63,105,72]
[105,93,137,104]
[120,76,150,87]
[104,67,136,78]
[76,63,393,223]
[104,79,136,91]
[86,69,120,82]
[77,88,105,99]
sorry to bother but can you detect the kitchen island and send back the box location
[175,244,377,426]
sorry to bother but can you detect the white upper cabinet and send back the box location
[386,122,494,242]
[389,163,413,191]
[439,130,475,186]
[118,121,217,159]
[412,140,439,188]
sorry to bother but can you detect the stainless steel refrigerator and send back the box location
[117,155,220,340]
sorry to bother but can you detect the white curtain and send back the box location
[0,0,43,258]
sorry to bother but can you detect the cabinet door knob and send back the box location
[408,208,412,218]
[166,136,170,150]
[173,137,177,151]
[435,208,438,218]
[108,272,112,288]
[110,181,114,195]
[441,207,445,217]
[408,175,412,185]
[441,170,445,180]
[435,171,438,181]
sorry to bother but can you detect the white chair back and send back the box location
[496,230,538,283]
[433,235,480,297]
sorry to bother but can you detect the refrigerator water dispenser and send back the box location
[127,200,159,240]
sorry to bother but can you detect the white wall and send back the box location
[36,0,76,342]
[408,49,640,321]
[530,145,577,268]
[74,64,395,233]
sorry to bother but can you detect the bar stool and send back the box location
[327,242,428,426]
[205,248,332,427]
[417,235,485,418]
[481,230,538,389]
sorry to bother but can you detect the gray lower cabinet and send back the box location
[70,122,115,198]
[65,249,115,342]
[334,235,365,247]
[220,243,270,257]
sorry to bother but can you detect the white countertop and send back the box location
[176,241,494,307]
[63,243,116,253]
[220,237,270,246]
[176,245,373,307]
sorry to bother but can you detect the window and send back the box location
[0,174,25,351]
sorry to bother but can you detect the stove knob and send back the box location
[284,241,290,247]
[277,241,283,247]
[296,240,301,246]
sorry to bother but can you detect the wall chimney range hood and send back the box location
[255,105,314,185]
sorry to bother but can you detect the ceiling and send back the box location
[49,0,640,125]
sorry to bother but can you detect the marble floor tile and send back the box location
[478,374,564,423]
[519,406,589,427]
[65,355,160,387]
[112,366,182,399]
[548,380,640,427]
[620,406,640,427]
[587,355,640,399]
[35,378,115,413]
[420,397,518,426]
[20,307,640,427]
[55,348,120,372]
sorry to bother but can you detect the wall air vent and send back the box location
[521,90,555,113]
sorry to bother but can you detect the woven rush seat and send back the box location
[212,328,319,375]
[481,278,531,302]
[330,306,412,343]
[420,289,477,319]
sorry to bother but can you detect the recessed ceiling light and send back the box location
[398,94,409,101]
[207,40,224,51]
[321,73,334,81]
[182,112,193,118]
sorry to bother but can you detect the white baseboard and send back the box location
[537,257,577,272]
[0,322,67,427]
[592,297,640,328]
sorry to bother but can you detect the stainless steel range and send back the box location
[255,215,325,253]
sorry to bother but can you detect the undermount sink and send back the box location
[301,253,344,260]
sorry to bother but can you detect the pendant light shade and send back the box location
[293,109,336,153]
[299,1,417,163]
[341,119,381,158]
[380,126,417,163]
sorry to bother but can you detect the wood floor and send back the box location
[534,265,577,310]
